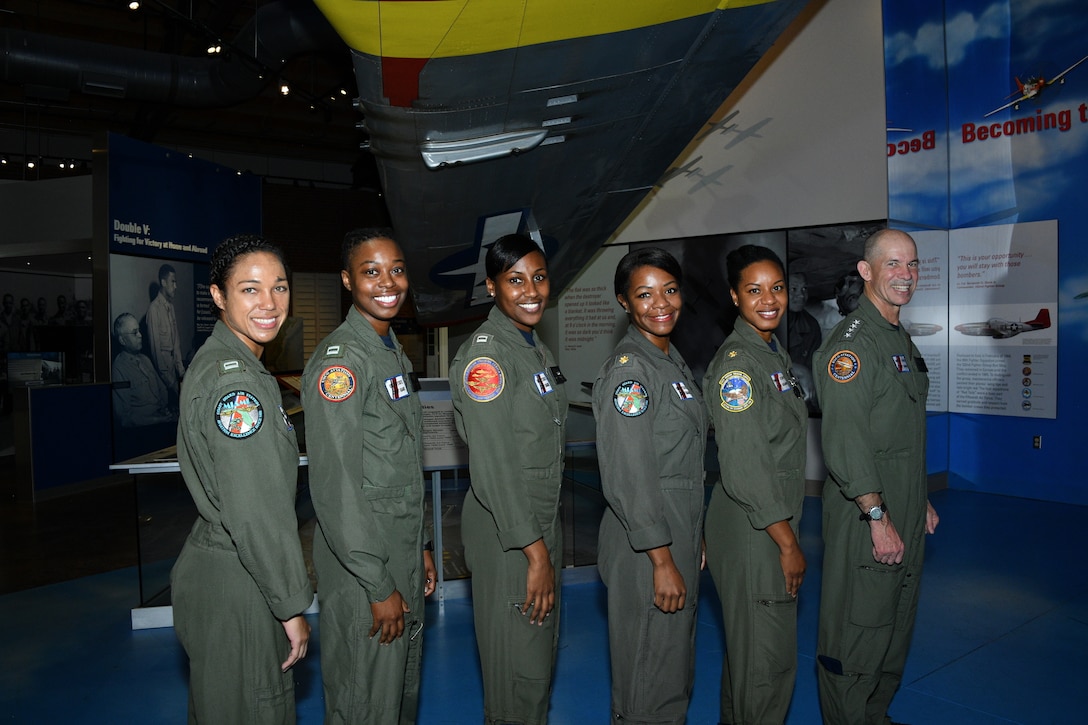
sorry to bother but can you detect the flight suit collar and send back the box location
[854,294,902,332]
[345,305,402,352]
[621,323,681,366]
[730,317,790,362]
[209,319,263,365]
[487,304,541,348]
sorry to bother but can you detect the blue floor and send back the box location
[2,488,1086,724]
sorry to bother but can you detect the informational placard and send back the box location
[902,229,950,413]
[557,245,628,404]
[418,378,468,470]
[948,221,1058,418]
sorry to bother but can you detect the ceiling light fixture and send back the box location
[128,1,140,11]
[280,83,290,96]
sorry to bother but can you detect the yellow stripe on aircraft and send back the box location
[313,0,780,58]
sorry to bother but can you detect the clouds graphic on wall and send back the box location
[886,3,1005,69]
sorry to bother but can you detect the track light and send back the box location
[128,1,140,10]
[207,43,222,55]
[280,83,290,96]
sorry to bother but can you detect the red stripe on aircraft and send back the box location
[382,57,428,107]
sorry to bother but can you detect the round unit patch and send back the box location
[828,350,861,383]
[613,380,649,417]
[464,357,504,402]
[319,365,356,402]
[215,390,264,439]
[718,371,754,412]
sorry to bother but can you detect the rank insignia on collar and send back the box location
[718,371,753,412]
[319,365,356,401]
[613,380,649,417]
[324,344,344,357]
[842,318,863,340]
[728,350,737,358]
[828,350,860,383]
[218,359,245,375]
[464,357,504,402]
[215,390,263,438]
[618,355,630,365]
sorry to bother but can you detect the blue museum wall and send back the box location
[886,0,1088,504]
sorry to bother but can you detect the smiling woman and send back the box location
[592,246,709,723]
[171,234,313,724]
[448,234,569,725]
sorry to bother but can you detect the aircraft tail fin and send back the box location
[1028,308,1051,329]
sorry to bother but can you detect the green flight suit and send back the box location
[813,295,929,725]
[301,308,426,725]
[703,320,807,725]
[449,306,568,725]
[171,321,313,725]
[593,325,708,725]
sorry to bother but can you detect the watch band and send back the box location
[859,503,887,521]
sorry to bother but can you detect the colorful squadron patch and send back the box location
[319,366,356,402]
[613,380,649,417]
[891,354,911,373]
[719,371,754,412]
[464,357,504,402]
[828,350,861,383]
[215,390,263,439]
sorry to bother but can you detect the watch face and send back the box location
[869,506,884,521]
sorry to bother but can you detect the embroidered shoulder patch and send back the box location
[319,365,356,401]
[215,390,263,438]
[613,380,649,417]
[828,350,861,383]
[719,371,754,412]
[464,357,504,402]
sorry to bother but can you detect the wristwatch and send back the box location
[859,503,887,522]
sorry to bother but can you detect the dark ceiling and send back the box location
[0,0,366,183]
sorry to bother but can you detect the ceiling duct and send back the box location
[0,0,346,108]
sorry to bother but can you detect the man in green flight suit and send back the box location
[814,228,941,725]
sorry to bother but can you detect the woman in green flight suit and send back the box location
[171,235,312,724]
[449,234,568,725]
[703,244,807,725]
[301,228,437,725]
[594,247,708,725]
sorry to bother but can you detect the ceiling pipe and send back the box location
[0,0,347,108]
